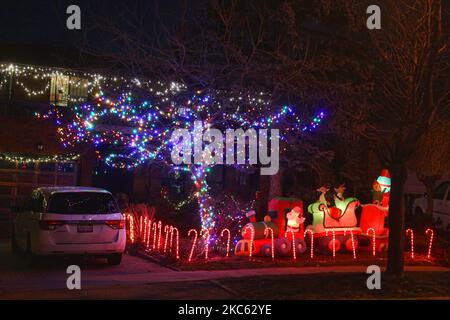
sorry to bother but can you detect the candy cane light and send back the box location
[127,214,136,243]
[201,228,211,260]
[157,221,162,250]
[146,219,152,249]
[285,230,297,260]
[264,227,275,261]
[139,216,144,240]
[152,221,157,250]
[169,226,174,252]
[344,229,356,259]
[243,225,255,259]
[304,229,314,259]
[406,228,414,259]
[171,227,180,260]
[425,228,434,259]
[325,230,336,258]
[187,229,198,262]
[163,225,170,253]
[220,228,231,257]
[143,217,148,245]
[366,227,376,256]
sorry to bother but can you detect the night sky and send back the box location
[0,0,183,61]
[0,1,79,45]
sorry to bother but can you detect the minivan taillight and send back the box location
[39,220,65,230]
[105,220,125,230]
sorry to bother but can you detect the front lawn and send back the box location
[217,271,450,299]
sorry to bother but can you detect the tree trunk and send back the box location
[269,168,283,199]
[257,174,270,220]
[386,162,408,276]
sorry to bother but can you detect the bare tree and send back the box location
[325,0,450,276]
[77,0,336,194]
[72,0,450,275]
[415,120,450,215]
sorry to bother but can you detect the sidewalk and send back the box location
[86,265,450,286]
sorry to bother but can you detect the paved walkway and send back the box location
[87,265,450,286]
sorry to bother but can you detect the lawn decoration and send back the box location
[425,228,434,259]
[235,197,307,258]
[343,229,357,259]
[170,227,180,259]
[188,229,198,262]
[304,229,314,258]
[220,228,231,257]
[307,195,361,255]
[406,228,414,259]
[358,169,390,253]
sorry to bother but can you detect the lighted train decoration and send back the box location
[235,171,391,257]
[235,198,309,258]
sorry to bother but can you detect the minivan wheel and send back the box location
[107,253,122,265]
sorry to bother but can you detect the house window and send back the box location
[68,76,88,103]
[50,74,69,106]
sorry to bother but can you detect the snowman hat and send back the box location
[377,169,391,191]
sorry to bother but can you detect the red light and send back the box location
[39,220,65,230]
[105,220,125,229]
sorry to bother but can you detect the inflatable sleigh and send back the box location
[307,197,362,254]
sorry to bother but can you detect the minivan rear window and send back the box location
[47,192,119,214]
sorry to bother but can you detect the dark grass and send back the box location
[142,251,445,271]
[216,272,450,299]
